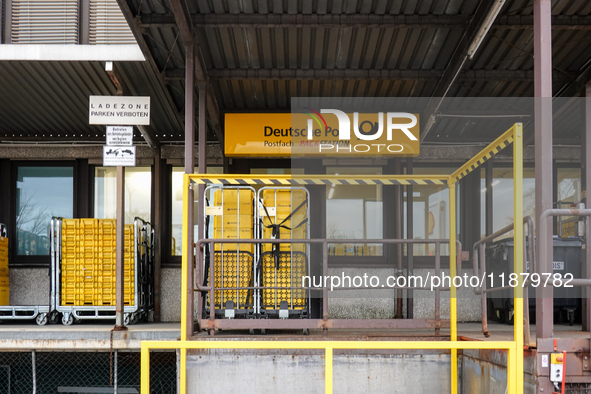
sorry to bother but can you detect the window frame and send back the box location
[11,161,76,267]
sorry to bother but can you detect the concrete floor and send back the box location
[0,320,586,349]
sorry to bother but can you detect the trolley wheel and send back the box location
[260,329,266,335]
[62,313,74,326]
[131,313,140,325]
[49,312,59,325]
[504,310,514,326]
[302,329,309,336]
[124,313,131,326]
[249,329,255,335]
[35,313,48,326]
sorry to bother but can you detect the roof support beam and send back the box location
[138,13,591,30]
[115,0,184,136]
[169,0,193,45]
[165,68,573,83]
[421,0,505,142]
[161,0,224,145]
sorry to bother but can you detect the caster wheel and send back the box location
[302,329,309,336]
[35,313,48,326]
[124,313,131,326]
[505,310,514,326]
[62,314,74,326]
[49,313,59,324]
[260,328,266,335]
[249,329,255,335]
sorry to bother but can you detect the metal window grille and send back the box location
[11,0,79,44]
[89,0,135,44]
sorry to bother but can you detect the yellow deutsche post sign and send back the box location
[225,113,420,157]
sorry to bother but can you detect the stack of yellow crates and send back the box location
[60,219,134,306]
[260,189,307,310]
[261,189,307,252]
[210,189,254,310]
[0,235,8,305]
[213,189,254,252]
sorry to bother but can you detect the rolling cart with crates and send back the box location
[256,187,310,320]
[0,223,53,325]
[51,217,154,325]
[203,186,256,319]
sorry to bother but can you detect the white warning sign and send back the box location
[103,146,136,167]
[106,126,133,146]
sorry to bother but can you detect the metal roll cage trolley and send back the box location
[141,123,527,394]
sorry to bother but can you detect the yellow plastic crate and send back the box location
[213,214,253,229]
[213,189,254,206]
[0,256,8,272]
[207,251,254,310]
[260,251,307,310]
[0,285,9,306]
[0,236,7,248]
[80,218,99,232]
[0,256,8,275]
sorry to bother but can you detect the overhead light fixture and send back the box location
[467,0,507,60]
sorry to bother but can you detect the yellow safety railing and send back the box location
[144,123,524,394]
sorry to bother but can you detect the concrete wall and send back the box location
[327,268,481,322]
[460,349,536,394]
[187,351,451,394]
[9,268,50,306]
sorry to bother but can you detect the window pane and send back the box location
[404,167,455,256]
[326,167,383,256]
[557,168,582,237]
[17,166,73,256]
[94,167,151,224]
[493,168,535,234]
[171,167,223,256]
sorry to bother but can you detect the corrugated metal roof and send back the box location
[0,60,184,142]
[2,0,591,144]
[115,0,591,141]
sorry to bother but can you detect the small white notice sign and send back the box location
[106,126,133,146]
[541,355,549,368]
[89,96,150,125]
[553,261,565,271]
[103,146,136,167]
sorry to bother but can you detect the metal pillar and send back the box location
[485,160,493,236]
[394,158,403,319]
[31,350,36,394]
[153,146,162,321]
[534,0,554,342]
[406,158,414,319]
[197,82,207,331]
[115,165,125,327]
[585,83,591,334]
[184,42,195,339]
